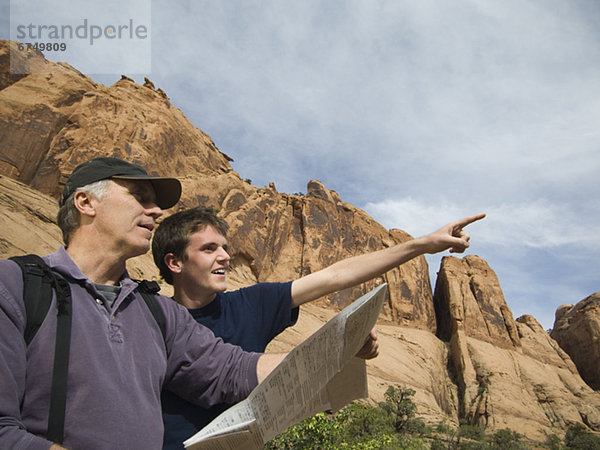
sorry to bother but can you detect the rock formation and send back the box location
[1,39,599,444]
[434,255,521,350]
[221,179,436,329]
[432,256,600,440]
[551,293,600,390]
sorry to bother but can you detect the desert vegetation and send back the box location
[265,386,600,449]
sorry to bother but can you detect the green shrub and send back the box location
[458,424,486,441]
[430,436,448,450]
[435,420,454,435]
[266,384,425,448]
[265,405,399,449]
[489,428,527,449]
[405,417,426,436]
[338,402,395,440]
[564,423,600,449]
[378,385,418,433]
[265,412,342,449]
[458,442,487,450]
[265,384,552,450]
[546,433,562,450]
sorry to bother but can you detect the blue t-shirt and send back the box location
[162,282,298,449]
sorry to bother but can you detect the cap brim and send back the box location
[112,176,182,209]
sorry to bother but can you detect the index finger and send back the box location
[454,213,486,229]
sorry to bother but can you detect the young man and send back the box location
[0,158,284,450]
[152,206,485,449]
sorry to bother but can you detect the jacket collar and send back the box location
[44,247,138,295]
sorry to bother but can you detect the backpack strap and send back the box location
[9,255,54,345]
[9,254,72,445]
[46,271,72,444]
[136,280,167,344]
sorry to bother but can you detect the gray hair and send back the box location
[57,179,111,246]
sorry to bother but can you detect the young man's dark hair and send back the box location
[152,207,229,284]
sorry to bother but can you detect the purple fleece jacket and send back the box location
[0,248,261,450]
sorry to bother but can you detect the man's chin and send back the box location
[128,241,151,258]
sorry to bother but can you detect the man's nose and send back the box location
[217,247,230,261]
[145,203,163,220]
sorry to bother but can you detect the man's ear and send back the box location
[73,191,97,218]
[164,253,183,274]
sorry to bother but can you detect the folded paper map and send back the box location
[184,283,388,450]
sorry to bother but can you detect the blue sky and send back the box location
[3,0,598,330]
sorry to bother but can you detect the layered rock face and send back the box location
[220,179,435,329]
[551,293,600,390]
[0,41,234,202]
[1,40,599,443]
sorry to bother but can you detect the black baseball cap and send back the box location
[60,157,182,209]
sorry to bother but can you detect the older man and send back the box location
[0,157,283,450]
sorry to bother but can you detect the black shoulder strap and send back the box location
[46,272,72,444]
[136,280,167,344]
[9,255,54,345]
[9,254,72,445]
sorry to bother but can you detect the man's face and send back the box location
[92,179,162,258]
[178,225,230,298]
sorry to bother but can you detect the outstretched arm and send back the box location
[290,213,485,307]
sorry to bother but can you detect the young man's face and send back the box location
[92,179,162,258]
[177,225,230,298]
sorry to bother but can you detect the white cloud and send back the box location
[363,197,598,250]
[134,0,600,212]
